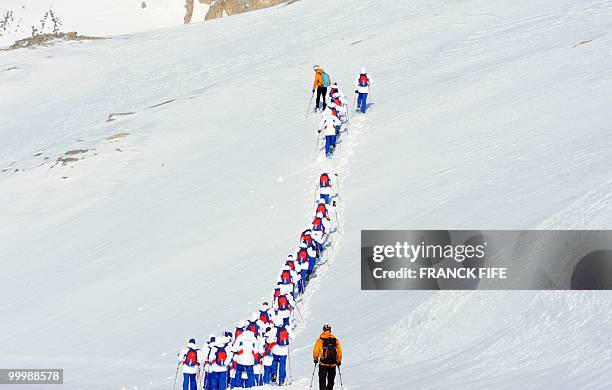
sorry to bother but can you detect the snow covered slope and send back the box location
[2,0,612,389]
[0,0,186,47]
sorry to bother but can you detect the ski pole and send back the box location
[172,363,180,390]
[305,90,315,119]
[288,345,292,383]
[338,365,344,389]
[344,104,350,136]
[334,173,342,200]
[345,102,350,125]
[295,303,305,322]
[309,363,318,389]
[313,131,322,160]
[196,367,200,390]
[334,208,340,233]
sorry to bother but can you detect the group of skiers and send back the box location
[311,65,372,158]
[177,173,343,390]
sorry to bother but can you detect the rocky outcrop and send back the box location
[184,0,214,24]
[184,0,287,23]
[8,31,101,50]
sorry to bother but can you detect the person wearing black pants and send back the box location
[319,365,336,390]
[316,85,328,111]
[312,65,329,111]
[313,324,342,390]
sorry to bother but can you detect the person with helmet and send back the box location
[354,67,372,113]
[313,324,342,390]
[207,336,233,390]
[177,338,203,390]
[312,65,331,111]
[318,111,341,158]
[268,315,295,385]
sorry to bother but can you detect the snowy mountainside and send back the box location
[0,0,186,47]
[2,0,612,389]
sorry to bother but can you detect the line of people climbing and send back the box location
[311,65,372,158]
[176,173,343,390]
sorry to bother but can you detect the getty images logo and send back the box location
[371,241,487,263]
[363,230,612,290]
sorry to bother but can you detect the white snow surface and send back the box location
[2,0,612,389]
[0,0,186,47]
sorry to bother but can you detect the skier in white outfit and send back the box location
[254,332,266,385]
[318,172,336,205]
[326,81,345,102]
[231,329,258,387]
[273,289,295,327]
[318,113,341,158]
[261,325,275,384]
[277,265,299,298]
[268,316,295,385]
[202,335,216,389]
[354,66,372,113]
[285,255,304,295]
[177,338,204,390]
[206,336,233,390]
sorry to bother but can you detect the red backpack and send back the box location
[285,260,295,271]
[312,217,323,230]
[320,174,330,188]
[358,73,369,87]
[297,249,308,262]
[302,235,313,245]
[259,310,270,323]
[278,295,290,310]
[214,347,227,365]
[184,348,199,367]
[277,327,289,346]
[235,328,244,339]
[281,270,291,284]
[316,203,327,216]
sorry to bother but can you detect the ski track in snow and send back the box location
[171,104,370,389]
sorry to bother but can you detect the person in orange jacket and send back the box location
[312,324,342,390]
[312,65,331,112]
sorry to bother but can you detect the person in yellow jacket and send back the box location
[312,65,331,112]
[312,324,342,390]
